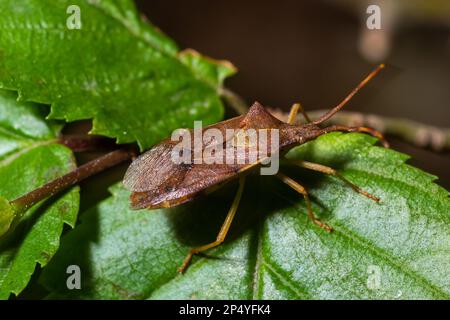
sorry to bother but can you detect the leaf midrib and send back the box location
[0,138,56,167]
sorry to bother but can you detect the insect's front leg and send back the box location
[178,176,246,274]
[275,172,332,232]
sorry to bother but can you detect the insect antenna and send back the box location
[312,63,385,125]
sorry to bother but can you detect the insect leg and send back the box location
[321,124,389,148]
[276,172,332,232]
[178,176,246,273]
[288,102,311,125]
[286,159,380,202]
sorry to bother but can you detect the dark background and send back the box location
[135,0,450,189]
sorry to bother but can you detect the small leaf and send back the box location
[0,0,235,150]
[41,133,449,299]
[0,90,79,299]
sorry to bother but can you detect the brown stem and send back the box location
[219,88,450,151]
[59,134,117,152]
[220,87,248,115]
[10,148,136,214]
[309,110,450,152]
[269,108,450,152]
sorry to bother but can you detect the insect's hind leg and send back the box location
[287,159,380,202]
[178,176,246,274]
[276,172,332,232]
[321,125,389,148]
[287,103,311,125]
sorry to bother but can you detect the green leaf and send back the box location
[0,197,13,237]
[0,90,79,299]
[40,133,449,299]
[0,0,235,150]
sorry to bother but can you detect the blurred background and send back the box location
[135,0,450,188]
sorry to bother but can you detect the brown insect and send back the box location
[123,64,387,273]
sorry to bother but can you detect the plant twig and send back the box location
[10,148,136,214]
[220,87,248,115]
[219,87,450,151]
[269,108,450,152]
[59,134,117,152]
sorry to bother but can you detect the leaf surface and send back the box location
[41,133,450,299]
[0,90,79,299]
[0,0,235,150]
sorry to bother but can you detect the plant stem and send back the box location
[220,87,248,115]
[220,87,450,152]
[10,148,136,214]
[59,134,117,152]
[309,110,450,152]
[269,108,450,152]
